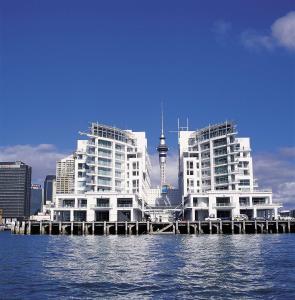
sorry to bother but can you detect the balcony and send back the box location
[117,203,133,207]
[215,202,234,207]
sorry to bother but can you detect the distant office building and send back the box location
[0,161,32,222]
[56,156,75,194]
[44,175,56,204]
[30,184,43,215]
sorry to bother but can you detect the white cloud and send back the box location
[253,147,295,208]
[212,20,232,44]
[150,151,178,188]
[272,11,295,50]
[213,20,232,36]
[0,144,67,184]
[241,31,274,51]
[241,11,295,52]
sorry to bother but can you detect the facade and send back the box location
[30,184,43,215]
[56,156,75,194]
[0,161,32,222]
[43,120,281,222]
[43,175,56,204]
[46,123,151,222]
[179,122,281,221]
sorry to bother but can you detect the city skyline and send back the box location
[0,1,294,207]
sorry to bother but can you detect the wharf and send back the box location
[11,220,295,235]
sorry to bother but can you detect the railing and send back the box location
[117,203,132,207]
[215,202,233,207]
[96,203,110,207]
[253,189,272,192]
[89,204,111,209]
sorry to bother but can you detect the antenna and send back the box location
[161,102,164,136]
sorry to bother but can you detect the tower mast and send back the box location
[157,104,169,192]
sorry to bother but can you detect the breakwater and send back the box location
[11,220,295,235]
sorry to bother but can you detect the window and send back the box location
[96,198,110,207]
[117,198,133,207]
[239,179,250,186]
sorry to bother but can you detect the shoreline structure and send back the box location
[8,119,285,230]
[12,220,295,235]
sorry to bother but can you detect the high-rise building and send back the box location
[56,156,75,194]
[43,175,56,204]
[178,121,281,220]
[0,161,32,222]
[46,123,151,222]
[30,184,43,215]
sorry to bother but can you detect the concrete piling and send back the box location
[9,220,295,236]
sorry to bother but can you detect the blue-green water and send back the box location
[1,231,295,299]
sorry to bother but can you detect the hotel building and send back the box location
[44,120,282,222]
[179,121,281,221]
[46,123,151,222]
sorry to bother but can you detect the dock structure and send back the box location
[11,220,295,235]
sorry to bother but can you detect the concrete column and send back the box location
[288,220,291,233]
[187,222,190,234]
[253,208,257,218]
[70,210,74,222]
[125,221,128,235]
[49,222,52,235]
[40,221,43,235]
[242,220,246,234]
[104,221,107,235]
[231,221,234,234]
[82,221,85,235]
[136,221,139,235]
[147,221,150,234]
[198,221,203,234]
[115,222,118,235]
[176,221,179,234]
[276,220,279,233]
[254,220,257,233]
[266,220,269,233]
[220,220,223,234]
[194,224,197,235]
[27,221,31,235]
[59,221,62,234]
[238,223,241,234]
[70,222,74,235]
[92,221,95,235]
[209,221,212,234]
[274,208,278,220]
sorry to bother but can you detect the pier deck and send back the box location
[10,220,295,235]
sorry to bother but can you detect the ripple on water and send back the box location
[0,233,295,299]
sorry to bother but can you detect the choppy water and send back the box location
[1,232,295,299]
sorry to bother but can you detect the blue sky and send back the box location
[0,1,295,205]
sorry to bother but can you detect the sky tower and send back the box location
[157,106,169,192]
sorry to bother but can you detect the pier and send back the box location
[11,220,295,235]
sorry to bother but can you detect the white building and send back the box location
[46,123,151,222]
[179,121,281,221]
